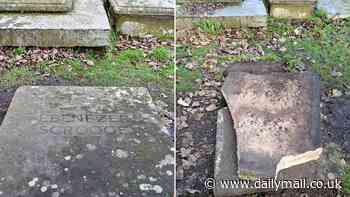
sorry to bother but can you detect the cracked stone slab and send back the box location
[222,71,321,179]
[269,0,317,18]
[177,0,267,30]
[214,108,323,196]
[317,0,350,18]
[0,0,73,12]
[0,86,174,197]
[0,0,110,47]
[214,108,263,197]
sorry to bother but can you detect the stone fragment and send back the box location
[0,86,174,196]
[276,148,323,179]
[110,0,174,37]
[317,0,350,18]
[222,71,321,178]
[0,0,110,47]
[214,108,270,196]
[0,0,73,12]
[269,0,317,18]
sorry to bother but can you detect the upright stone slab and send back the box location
[222,71,321,179]
[0,0,110,47]
[0,0,73,12]
[317,0,350,18]
[110,0,174,37]
[0,86,174,197]
[269,0,317,18]
[176,0,267,33]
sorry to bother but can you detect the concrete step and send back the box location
[0,0,110,47]
[176,0,267,32]
[0,0,73,12]
[109,0,174,37]
[269,0,317,18]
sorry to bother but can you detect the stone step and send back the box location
[269,0,317,18]
[0,0,73,12]
[0,86,174,196]
[109,0,174,37]
[0,0,110,47]
[317,0,350,18]
[176,0,267,32]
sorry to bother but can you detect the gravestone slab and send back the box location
[0,0,73,12]
[0,86,174,197]
[269,0,317,18]
[110,0,174,37]
[222,71,321,179]
[0,0,110,47]
[177,0,267,33]
[317,0,350,18]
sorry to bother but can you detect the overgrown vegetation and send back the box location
[273,13,350,89]
[177,13,350,92]
[344,169,350,194]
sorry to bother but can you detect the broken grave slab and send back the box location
[0,0,73,12]
[0,0,110,47]
[109,0,174,37]
[276,148,323,179]
[222,71,321,179]
[177,0,267,33]
[269,0,317,18]
[214,108,323,196]
[214,108,266,196]
[317,0,350,18]
[0,86,174,197]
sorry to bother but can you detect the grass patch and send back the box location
[0,47,174,94]
[271,16,350,89]
[13,47,26,56]
[150,47,172,63]
[0,67,38,87]
[196,20,224,35]
[176,66,202,92]
[343,168,350,194]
